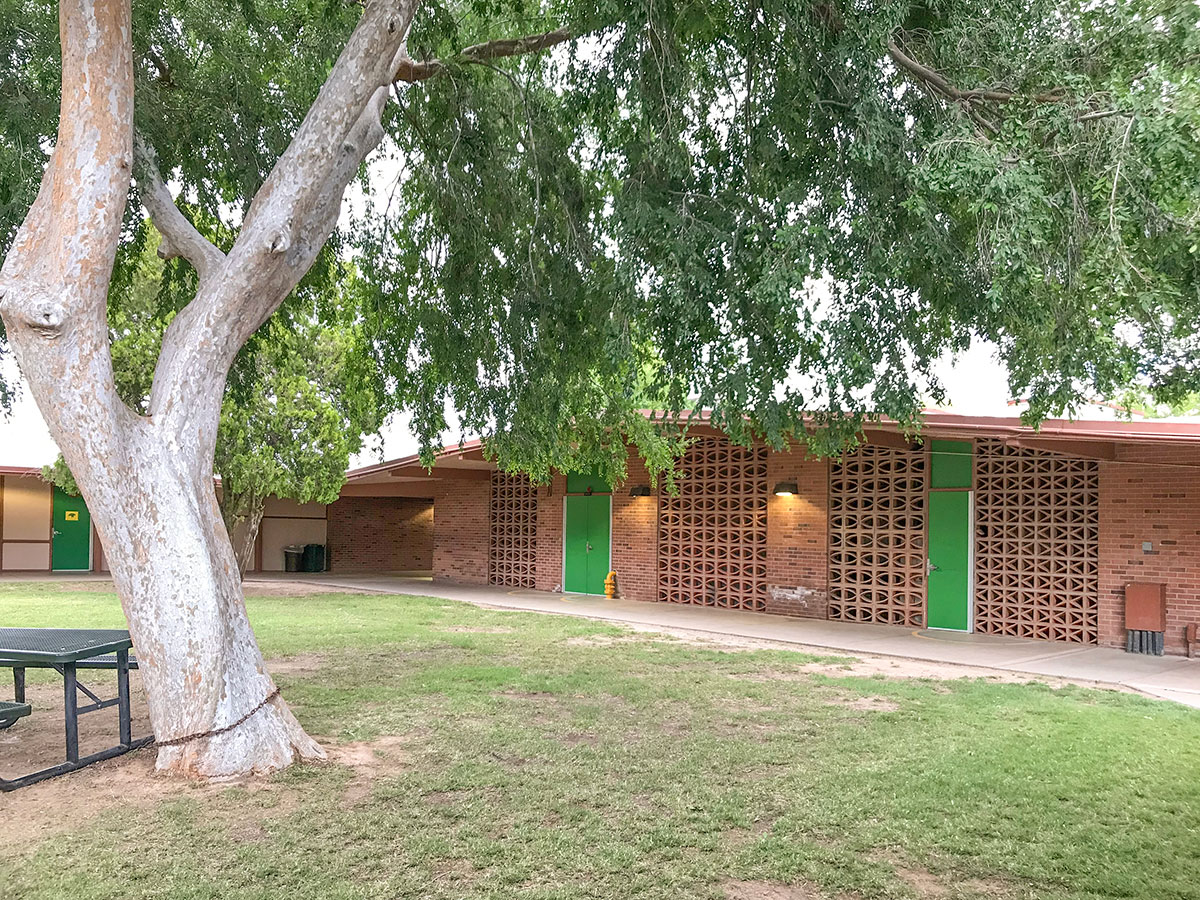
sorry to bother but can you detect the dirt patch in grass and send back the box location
[562,732,600,747]
[266,652,327,675]
[424,788,469,806]
[629,623,1121,693]
[242,579,374,597]
[962,876,1018,897]
[724,880,844,900]
[893,866,948,897]
[871,850,1019,899]
[891,866,1017,899]
[441,625,516,634]
[565,633,652,648]
[723,818,776,846]
[36,579,120,593]
[431,857,478,883]
[0,746,161,854]
[825,695,901,712]
[0,678,153,780]
[0,715,301,858]
[327,734,413,802]
[497,689,557,700]
[0,675,161,854]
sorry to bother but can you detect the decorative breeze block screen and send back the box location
[657,438,768,610]
[974,439,1099,643]
[489,472,538,588]
[828,446,928,626]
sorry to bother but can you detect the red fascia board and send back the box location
[0,466,41,477]
[344,438,487,482]
[915,411,1200,442]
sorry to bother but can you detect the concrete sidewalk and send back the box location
[273,573,1200,709]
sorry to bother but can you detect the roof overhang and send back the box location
[342,409,1200,490]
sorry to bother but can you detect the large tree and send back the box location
[0,0,1195,778]
[44,226,388,576]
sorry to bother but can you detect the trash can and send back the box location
[283,545,304,572]
[302,543,326,573]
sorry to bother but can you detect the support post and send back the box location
[63,662,79,763]
[117,649,132,746]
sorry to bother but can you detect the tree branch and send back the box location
[394,26,575,83]
[887,37,1019,104]
[0,0,133,333]
[148,0,417,446]
[0,0,134,485]
[133,134,226,283]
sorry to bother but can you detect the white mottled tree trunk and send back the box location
[96,454,322,777]
[0,0,414,778]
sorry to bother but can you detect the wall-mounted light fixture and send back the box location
[629,485,652,497]
[773,481,798,496]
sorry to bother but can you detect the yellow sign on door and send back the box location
[64,511,79,521]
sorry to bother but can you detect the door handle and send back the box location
[586,543,593,552]
[927,559,939,574]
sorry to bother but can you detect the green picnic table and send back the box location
[0,628,153,791]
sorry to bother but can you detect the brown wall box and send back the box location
[1124,582,1167,632]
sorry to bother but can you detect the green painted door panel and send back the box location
[51,486,91,571]
[564,496,591,593]
[587,494,611,593]
[566,470,612,494]
[931,440,973,489]
[927,491,970,630]
[563,495,611,594]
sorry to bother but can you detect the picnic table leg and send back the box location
[117,649,132,747]
[63,662,79,763]
[13,667,25,703]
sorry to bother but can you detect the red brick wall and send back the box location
[611,456,658,602]
[1098,445,1200,655]
[765,448,829,618]
[327,496,434,572]
[432,479,490,584]
[534,474,567,592]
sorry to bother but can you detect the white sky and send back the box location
[0,340,1027,469]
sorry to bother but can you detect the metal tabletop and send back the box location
[0,628,133,665]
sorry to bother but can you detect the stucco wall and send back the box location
[259,499,328,572]
[0,475,51,571]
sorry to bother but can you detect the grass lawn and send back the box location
[2,582,1199,900]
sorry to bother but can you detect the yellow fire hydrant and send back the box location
[604,571,617,599]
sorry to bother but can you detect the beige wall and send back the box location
[1,475,52,571]
[2,476,50,540]
[263,498,326,519]
[0,480,334,574]
[259,505,328,571]
[2,542,50,571]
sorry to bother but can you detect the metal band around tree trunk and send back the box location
[156,686,282,747]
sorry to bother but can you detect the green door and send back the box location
[927,491,971,631]
[51,486,92,571]
[563,494,611,595]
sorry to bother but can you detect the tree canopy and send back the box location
[2,0,1197,482]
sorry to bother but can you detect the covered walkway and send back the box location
[271,573,1200,709]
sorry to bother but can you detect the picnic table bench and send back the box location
[0,700,31,729]
[0,628,153,791]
